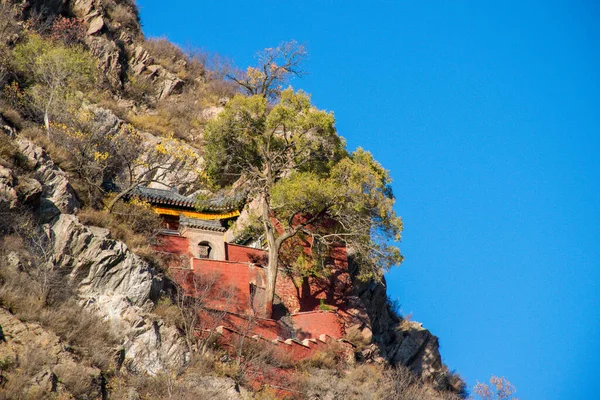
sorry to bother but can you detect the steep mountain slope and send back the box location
[0,1,466,398]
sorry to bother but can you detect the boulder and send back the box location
[87,15,104,35]
[16,176,42,206]
[17,138,80,218]
[0,165,17,208]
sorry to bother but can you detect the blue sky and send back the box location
[136,1,600,398]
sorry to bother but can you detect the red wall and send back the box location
[292,311,344,340]
[226,243,268,264]
[159,234,352,342]
[156,235,189,255]
[191,259,251,314]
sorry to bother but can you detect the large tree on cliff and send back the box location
[203,89,403,316]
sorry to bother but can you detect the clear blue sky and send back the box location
[136,1,600,398]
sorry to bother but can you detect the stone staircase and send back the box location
[211,325,355,361]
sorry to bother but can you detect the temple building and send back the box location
[130,186,356,350]
[132,186,246,261]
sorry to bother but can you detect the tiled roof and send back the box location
[197,191,247,212]
[132,186,246,212]
[133,186,196,208]
[179,216,227,232]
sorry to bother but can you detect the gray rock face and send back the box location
[351,273,461,392]
[17,138,80,218]
[51,214,160,306]
[49,214,188,375]
[84,294,188,375]
[86,105,203,194]
[86,35,124,89]
[1,132,188,376]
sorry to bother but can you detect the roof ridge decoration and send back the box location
[179,215,227,232]
[132,186,247,213]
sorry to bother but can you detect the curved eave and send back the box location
[152,206,240,220]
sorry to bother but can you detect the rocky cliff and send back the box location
[0,1,465,398]
[1,133,248,398]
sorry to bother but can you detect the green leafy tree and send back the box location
[204,88,403,316]
[12,34,97,132]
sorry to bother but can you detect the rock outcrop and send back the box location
[0,308,102,397]
[17,138,80,219]
[1,132,189,377]
[352,275,464,393]
[86,105,203,193]
[49,213,189,374]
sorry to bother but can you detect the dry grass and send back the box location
[343,325,371,352]
[0,103,24,130]
[143,37,197,78]
[0,130,21,168]
[293,363,464,400]
[124,74,155,104]
[107,2,140,33]
[78,199,164,266]
[299,340,349,371]
[125,79,235,142]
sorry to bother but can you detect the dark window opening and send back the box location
[198,241,212,259]
[161,215,180,231]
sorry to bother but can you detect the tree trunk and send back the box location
[106,184,138,212]
[263,241,279,317]
[43,111,50,133]
[261,191,280,318]
[44,91,54,136]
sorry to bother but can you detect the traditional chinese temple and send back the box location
[131,186,357,358]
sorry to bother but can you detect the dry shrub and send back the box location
[126,78,235,142]
[37,305,119,370]
[299,340,348,370]
[194,75,237,106]
[0,266,118,371]
[124,75,154,104]
[144,38,188,75]
[95,96,130,120]
[50,16,86,45]
[0,104,24,130]
[21,125,72,168]
[78,199,165,266]
[126,111,173,137]
[0,219,119,373]
[0,345,54,398]
[143,38,208,83]
[294,363,463,400]
[152,295,182,327]
[107,3,140,32]
[116,355,230,400]
[0,131,24,168]
[53,362,99,398]
[343,325,371,352]
[126,86,208,141]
